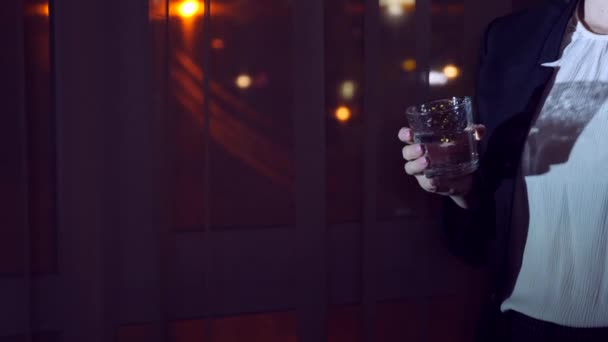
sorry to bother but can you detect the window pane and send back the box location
[117,324,155,342]
[208,0,295,229]
[327,305,362,342]
[376,0,476,220]
[212,311,297,342]
[429,1,469,100]
[1,0,56,276]
[156,0,295,230]
[0,332,61,342]
[23,0,57,275]
[428,296,478,342]
[170,319,205,342]
[375,300,424,341]
[375,0,443,220]
[1,0,27,277]
[325,0,364,224]
[163,0,208,230]
[169,312,298,342]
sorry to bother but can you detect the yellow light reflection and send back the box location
[402,59,416,72]
[443,64,460,79]
[236,74,252,89]
[380,0,415,17]
[340,80,356,100]
[387,4,403,16]
[150,0,227,20]
[178,0,202,18]
[25,3,50,17]
[335,106,352,123]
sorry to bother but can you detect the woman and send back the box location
[400,0,608,341]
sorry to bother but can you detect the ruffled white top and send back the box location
[501,10,608,327]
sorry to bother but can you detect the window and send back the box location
[150,0,296,231]
[1,0,56,276]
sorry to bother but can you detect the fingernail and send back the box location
[419,156,428,167]
[404,130,411,140]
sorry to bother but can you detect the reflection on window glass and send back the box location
[151,0,295,230]
[375,0,437,220]
[24,0,56,275]
[429,0,469,100]
[0,0,58,275]
[208,0,294,229]
[377,0,469,220]
[165,0,207,230]
[325,0,364,224]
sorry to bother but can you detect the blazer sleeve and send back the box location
[440,20,499,267]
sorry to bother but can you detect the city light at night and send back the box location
[402,59,416,72]
[429,70,448,86]
[178,0,202,18]
[212,38,225,50]
[25,3,50,17]
[379,0,415,17]
[443,64,460,79]
[236,74,253,89]
[335,106,352,122]
[387,3,404,16]
[340,80,356,100]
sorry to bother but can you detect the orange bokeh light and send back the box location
[211,38,225,49]
[236,74,252,89]
[178,0,203,17]
[25,3,49,17]
[402,58,416,72]
[443,64,460,79]
[335,106,352,122]
[149,0,229,20]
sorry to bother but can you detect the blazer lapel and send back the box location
[538,0,579,65]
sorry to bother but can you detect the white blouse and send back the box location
[501,12,608,327]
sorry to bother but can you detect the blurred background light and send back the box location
[429,70,448,87]
[211,38,225,50]
[387,3,404,16]
[442,64,460,79]
[401,58,416,72]
[236,74,253,89]
[178,0,202,18]
[339,80,356,100]
[25,3,50,17]
[379,0,415,17]
[335,106,352,123]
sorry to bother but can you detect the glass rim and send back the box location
[406,96,472,116]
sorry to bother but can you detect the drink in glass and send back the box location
[406,96,479,178]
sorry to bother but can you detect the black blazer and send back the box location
[440,0,579,339]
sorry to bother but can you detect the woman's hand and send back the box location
[398,125,485,209]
